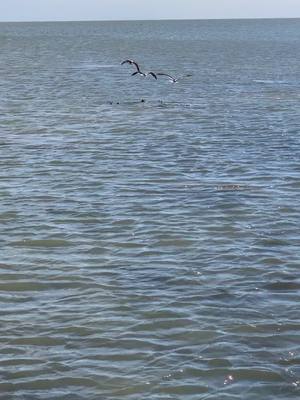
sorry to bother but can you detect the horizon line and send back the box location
[0,16,300,23]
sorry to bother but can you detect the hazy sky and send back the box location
[1,0,300,22]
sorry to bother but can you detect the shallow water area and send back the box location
[0,19,300,399]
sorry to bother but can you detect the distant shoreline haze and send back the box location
[0,17,300,23]
[1,0,300,21]
[0,0,300,22]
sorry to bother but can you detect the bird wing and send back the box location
[156,73,175,80]
[121,59,141,73]
[147,72,157,79]
[131,61,141,72]
[121,59,133,65]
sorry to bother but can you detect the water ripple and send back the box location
[1,19,300,400]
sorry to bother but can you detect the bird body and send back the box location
[131,70,146,77]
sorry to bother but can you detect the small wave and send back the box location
[73,63,117,70]
[253,79,289,85]
[11,239,72,248]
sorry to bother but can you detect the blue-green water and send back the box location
[0,19,300,399]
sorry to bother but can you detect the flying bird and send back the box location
[121,59,144,74]
[121,59,157,79]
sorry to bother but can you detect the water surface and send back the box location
[0,19,300,399]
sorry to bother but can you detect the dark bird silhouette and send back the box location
[146,71,157,80]
[121,59,143,74]
[131,70,157,79]
[121,59,157,79]
[131,70,146,77]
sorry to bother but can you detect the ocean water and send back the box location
[0,18,300,399]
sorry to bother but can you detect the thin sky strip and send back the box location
[1,0,300,22]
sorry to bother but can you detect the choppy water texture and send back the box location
[0,19,300,400]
